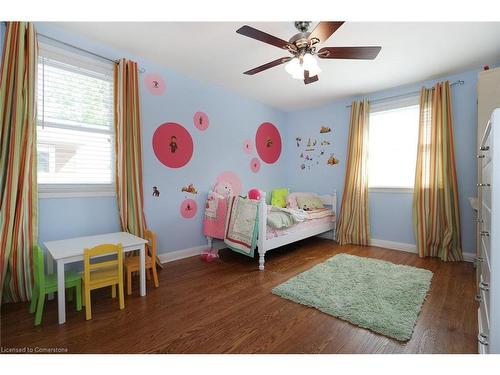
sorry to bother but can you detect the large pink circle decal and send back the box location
[180,199,197,219]
[255,122,281,164]
[152,122,193,168]
[193,112,209,131]
[144,73,166,95]
[250,157,260,173]
[215,171,242,196]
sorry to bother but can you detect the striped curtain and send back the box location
[0,22,38,304]
[336,100,370,245]
[413,81,462,261]
[114,59,147,238]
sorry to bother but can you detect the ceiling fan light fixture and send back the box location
[302,53,321,76]
[285,57,303,79]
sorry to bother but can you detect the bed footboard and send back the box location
[257,192,267,271]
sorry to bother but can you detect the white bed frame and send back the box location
[207,191,337,271]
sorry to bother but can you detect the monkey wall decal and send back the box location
[169,135,178,153]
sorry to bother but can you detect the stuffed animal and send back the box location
[248,188,261,200]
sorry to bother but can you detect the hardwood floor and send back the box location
[0,238,478,354]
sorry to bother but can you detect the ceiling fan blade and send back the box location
[243,57,291,75]
[303,70,319,85]
[236,25,292,50]
[307,22,345,44]
[317,46,382,60]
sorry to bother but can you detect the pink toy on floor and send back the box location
[200,248,219,262]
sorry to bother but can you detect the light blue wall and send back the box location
[33,23,287,253]
[285,69,480,252]
[0,22,489,256]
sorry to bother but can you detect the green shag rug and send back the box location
[272,253,433,341]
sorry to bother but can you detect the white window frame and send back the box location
[368,95,420,194]
[37,42,115,199]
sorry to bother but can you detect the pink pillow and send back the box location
[287,192,319,209]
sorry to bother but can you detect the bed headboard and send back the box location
[318,190,337,213]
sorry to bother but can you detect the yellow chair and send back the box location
[82,243,125,320]
[124,230,159,295]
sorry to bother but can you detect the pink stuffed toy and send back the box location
[248,188,262,200]
[200,248,219,262]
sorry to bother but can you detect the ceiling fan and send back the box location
[236,21,382,85]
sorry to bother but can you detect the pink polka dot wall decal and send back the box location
[243,139,253,154]
[255,122,282,164]
[250,157,260,173]
[180,199,197,219]
[144,73,166,95]
[215,171,242,196]
[152,122,193,168]
[193,111,209,131]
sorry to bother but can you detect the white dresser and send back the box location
[476,68,500,283]
[477,108,500,354]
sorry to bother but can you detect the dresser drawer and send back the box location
[479,281,490,328]
[481,201,491,232]
[478,307,490,354]
[481,161,492,210]
[480,233,491,268]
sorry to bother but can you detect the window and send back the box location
[37,43,114,196]
[368,96,420,189]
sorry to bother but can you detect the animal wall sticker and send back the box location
[327,154,340,165]
[256,122,282,164]
[152,122,194,168]
[250,157,261,173]
[180,199,198,219]
[194,112,209,131]
[296,123,338,171]
[152,186,160,197]
[243,139,254,154]
[169,136,178,153]
[181,184,198,194]
[144,73,166,96]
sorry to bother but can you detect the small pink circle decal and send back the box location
[215,171,242,196]
[144,73,166,95]
[255,122,282,164]
[180,199,197,219]
[243,139,253,154]
[250,157,260,173]
[152,122,193,168]
[194,112,209,131]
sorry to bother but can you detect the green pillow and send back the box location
[271,188,289,208]
[296,195,324,211]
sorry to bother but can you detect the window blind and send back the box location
[37,43,115,188]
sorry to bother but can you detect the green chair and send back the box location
[29,245,82,325]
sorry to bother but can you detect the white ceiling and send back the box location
[53,22,500,111]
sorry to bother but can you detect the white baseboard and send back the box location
[157,238,475,264]
[369,238,475,263]
[157,245,207,264]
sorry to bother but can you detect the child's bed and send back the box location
[206,191,337,271]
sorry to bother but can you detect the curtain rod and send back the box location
[37,33,146,73]
[345,80,465,108]
[1,22,145,73]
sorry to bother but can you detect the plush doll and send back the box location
[213,180,234,197]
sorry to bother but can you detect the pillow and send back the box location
[271,188,289,208]
[296,195,324,211]
[287,192,318,209]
